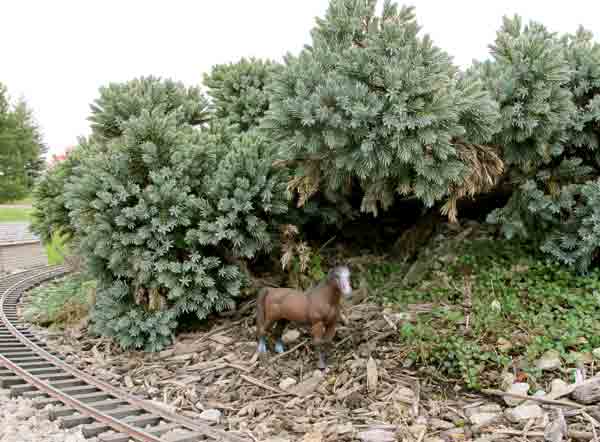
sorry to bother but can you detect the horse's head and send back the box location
[328,265,352,298]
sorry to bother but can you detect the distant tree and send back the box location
[30,143,87,244]
[0,83,47,202]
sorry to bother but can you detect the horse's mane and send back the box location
[305,277,328,296]
[305,265,348,296]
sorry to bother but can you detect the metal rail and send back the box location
[0,266,249,442]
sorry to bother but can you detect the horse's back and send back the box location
[264,288,308,322]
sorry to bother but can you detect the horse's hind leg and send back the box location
[272,319,289,354]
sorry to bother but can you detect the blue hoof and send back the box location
[257,337,268,353]
[274,340,285,354]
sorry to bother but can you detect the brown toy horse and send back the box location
[255,265,352,369]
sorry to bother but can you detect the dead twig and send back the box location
[491,429,594,440]
[547,375,600,400]
[482,388,585,409]
[269,339,308,363]
[240,374,296,396]
[582,411,599,442]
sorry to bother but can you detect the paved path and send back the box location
[0,223,39,244]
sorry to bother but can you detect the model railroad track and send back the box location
[0,266,248,442]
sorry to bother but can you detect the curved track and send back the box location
[0,266,248,442]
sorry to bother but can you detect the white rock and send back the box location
[282,329,301,344]
[198,408,222,423]
[550,379,570,398]
[497,337,513,352]
[279,377,297,390]
[504,382,530,406]
[469,412,500,427]
[536,350,561,370]
[505,403,544,422]
[500,372,515,390]
[357,429,396,442]
[533,389,547,398]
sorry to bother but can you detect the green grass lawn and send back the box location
[0,206,32,222]
[9,196,33,204]
[45,232,68,265]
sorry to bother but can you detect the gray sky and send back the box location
[2,0,597,158]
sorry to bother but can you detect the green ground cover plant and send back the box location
[23,274,93,329]
[366,231,600,389]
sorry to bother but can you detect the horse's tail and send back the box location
[255,287,268,338]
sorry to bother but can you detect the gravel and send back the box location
[0,388,94,442]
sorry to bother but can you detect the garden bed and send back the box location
[29,296,598,441]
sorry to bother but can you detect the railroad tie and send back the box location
[1,267,251,442]
[82,412,161,437]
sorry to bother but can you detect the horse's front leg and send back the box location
[257,319,273,354]
[311,321,327,369]
[318,321,337,367]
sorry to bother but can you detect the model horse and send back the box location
[255,265,352,369]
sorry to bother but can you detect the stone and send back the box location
[282,329,301,344]
[198,409,221,424]
[505,403,543,422]
[499,372,515,390]
[536,350,561,370]
[533,389,547,398]
[279,377,297,391]
[357,429,396,442]
[549,379,570,399]
[504,382,530,406]
[468,413,500,427]
[497,337,512,352]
